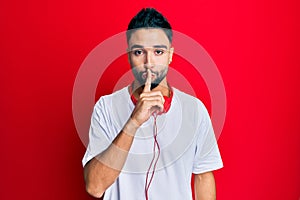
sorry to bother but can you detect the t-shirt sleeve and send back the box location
[82,98,113,167]
[192,102,223,174]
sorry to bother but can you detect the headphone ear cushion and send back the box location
[162,90,173,113]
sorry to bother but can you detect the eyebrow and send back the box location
[130,44,168,50]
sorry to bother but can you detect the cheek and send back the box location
[155,56,169,66]
[129,56,144,66]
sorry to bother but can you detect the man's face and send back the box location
[127,28,173,88]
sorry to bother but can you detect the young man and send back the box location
[83,8,223,200]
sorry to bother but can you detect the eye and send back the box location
[154,49,165,55]
[133,49,144,56]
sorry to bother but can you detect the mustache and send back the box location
[139,70,159,76]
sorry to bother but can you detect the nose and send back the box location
[144,51,154,68]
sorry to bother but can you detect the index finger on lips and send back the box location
[143,68,151,93]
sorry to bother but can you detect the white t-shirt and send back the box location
[83,87,223,200]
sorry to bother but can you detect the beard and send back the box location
[132,67,168,90]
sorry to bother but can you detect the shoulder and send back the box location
[172,87,211,128]
[172,87,208,113]
[94,86,129,111]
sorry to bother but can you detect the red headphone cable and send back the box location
[144,114,160,200]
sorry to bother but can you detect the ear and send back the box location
[169,47,174,64]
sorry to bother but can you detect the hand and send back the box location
[130,69,165,126]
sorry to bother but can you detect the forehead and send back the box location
[128,28,170,48]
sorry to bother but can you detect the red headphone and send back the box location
[130,83,173,114]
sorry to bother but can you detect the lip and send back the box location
[142,72,155,80]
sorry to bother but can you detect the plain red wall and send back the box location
[1,0,299,199]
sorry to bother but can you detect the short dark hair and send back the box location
[126,8,173,44]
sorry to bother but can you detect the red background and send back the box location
[1,0,300,199]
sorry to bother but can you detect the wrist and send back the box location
[122,118,140,136]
